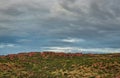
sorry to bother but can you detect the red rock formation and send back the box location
[0,51,84,59]
[40,52,82,57]
[6,54,17,60]
[28,52,37,57]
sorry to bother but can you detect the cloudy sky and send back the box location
[0,0,120,55]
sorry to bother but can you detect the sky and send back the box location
[0,0,120,55]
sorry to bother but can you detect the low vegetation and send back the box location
[0,52,120,78]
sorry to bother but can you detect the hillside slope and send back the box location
[0,52,120,78]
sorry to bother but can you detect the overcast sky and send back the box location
[0,0,120,55]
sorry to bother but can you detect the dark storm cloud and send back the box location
[0,7,23,16]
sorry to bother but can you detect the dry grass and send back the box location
[0,52,120,78]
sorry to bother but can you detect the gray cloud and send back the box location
[0,0,120,54]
